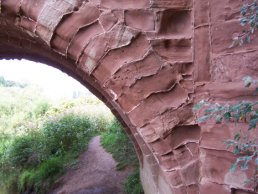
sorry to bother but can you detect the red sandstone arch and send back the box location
[1,1,258,194]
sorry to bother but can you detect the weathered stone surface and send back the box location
[157,9,192,37]
[93,33,147,85]
[147,104,194,138]
[151,0,192,9]
[128,84,189,127]
[52,2,101,54]
[200,148,254,191]
[180,159,199,185]
[125,10,155,31]
[194,26,211,81]
[210,0,242,24]
[67,22,103,60]
[99,11,118,32]
[2,0,21,15]
[164,126,200,149]
[117,64,182,112]
[193,0,209,26]
[37,0,82,44]
[19,16,37,32]
[211,51,258,82]
[1,1,258,194]
[173,143,199,167]
[199,181,230,194]
[151,38,193,62]
[159,153,178,170]
[186,184,199,194]
[21,0,46,20]
[100,0,149,9]
[165,170,183,186]
[211,20,258,55]
[106,51,162,98]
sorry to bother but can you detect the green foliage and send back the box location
[101,119,138,170]
[0,75,28,88]
[194,100,258,126]
[100,119,143,193]
[124,169,144,194]
[231,0,258,47]
[0,82,50,137]
[42,114,95,155]
[6,133,43,168]
[18,156,64,194]
[33,100,50,118]
[1,112,99,193]
[45,101,75,116]
[194,77,258,191]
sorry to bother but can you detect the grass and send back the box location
[100,119,144,194]
[124,169,144,194]
[18,156,64,194]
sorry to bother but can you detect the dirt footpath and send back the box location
[50,136,130,194]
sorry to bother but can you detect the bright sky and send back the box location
[0,59,89,100]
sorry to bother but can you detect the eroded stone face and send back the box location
[0,0,257,194]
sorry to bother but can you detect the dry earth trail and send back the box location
[50,136,130,194]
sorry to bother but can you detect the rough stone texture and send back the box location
[0,1,257,194]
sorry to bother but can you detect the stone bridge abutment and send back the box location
[0,1,257,194]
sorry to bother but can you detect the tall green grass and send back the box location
[124,169,144,194]
[101,119,138,170]
[100,119,144,194]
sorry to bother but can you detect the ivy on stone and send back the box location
[230,0,258,47]
[194,78,258,191]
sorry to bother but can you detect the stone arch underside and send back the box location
[1,1,258,194]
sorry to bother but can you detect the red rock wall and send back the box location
[0,1,257,194]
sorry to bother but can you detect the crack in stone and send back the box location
[66,20,101,57]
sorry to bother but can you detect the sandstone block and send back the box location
[194,26,211,81]
[194,0,209,26]
[100,0,149,9]
[157,9,192,37]
[99,11,118,31]
[125,10,154,31]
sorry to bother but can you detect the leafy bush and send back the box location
[18,156,64,194]
[0,112,100,193]
[42,114,94,155]
[124,169,144,194]
[6,133,44,168]
[33,100,51,118]
[100,119,143,193]
[0,84,49,136]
